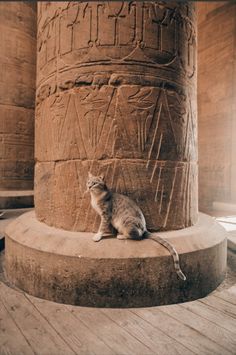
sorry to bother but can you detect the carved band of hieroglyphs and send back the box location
[36,85,197,163]
[37,2,196,88]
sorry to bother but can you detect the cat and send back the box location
[86,172,186,281]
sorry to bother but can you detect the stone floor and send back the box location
[0,209,236,354]
[206,208,236,253]
[215,216,236,253]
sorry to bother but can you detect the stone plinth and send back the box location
[0,190,34,209]
[0,2,36,205]
[35,2,197,232]
[5,212,227,307]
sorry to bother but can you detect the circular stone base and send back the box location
[4,211,227,307]
[0,190,34,209]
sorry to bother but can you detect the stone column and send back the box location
[198,2,236,210]
[0,2,36,208]
[35,1,198,232]
[5,1,227,308]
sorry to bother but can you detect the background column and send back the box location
[0,2,36,208]
[198,2,236,211]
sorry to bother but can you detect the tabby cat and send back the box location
[86,172,186,280]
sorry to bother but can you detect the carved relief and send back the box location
[36,85,196,163]
[35,2,197,232]
[35,159,197,232]
[37,1,196,96]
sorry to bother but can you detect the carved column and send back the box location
[0,2,36,208]
[5,2,227,307]
[35,1,197,232]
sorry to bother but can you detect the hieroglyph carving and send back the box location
[35,159,197,232]
[35,84,197,231]
[36,85,197,162]
[35,2,197,232]
[37,2,196,97]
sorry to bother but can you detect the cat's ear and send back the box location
[88,172,93,178]
[99,174,105,181]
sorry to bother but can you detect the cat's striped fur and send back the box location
[87,172,186,281]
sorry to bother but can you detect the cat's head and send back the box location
[86,172,106,192]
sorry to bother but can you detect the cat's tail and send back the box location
[127,226,143,240]
[143,231,186,281]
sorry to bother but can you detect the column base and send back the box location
[4,211,227,307]
[0,190,34,209]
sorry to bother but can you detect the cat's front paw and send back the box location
[117,234,127,240]
[93,233,102,242]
